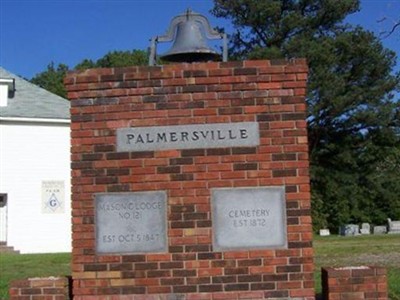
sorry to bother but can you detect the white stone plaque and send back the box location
[95,191,167,254]
[41,181,65,214]
[116,122,259,152]
[212,187,287,251]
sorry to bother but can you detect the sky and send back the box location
[0,0,399,79]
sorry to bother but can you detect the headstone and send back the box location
[339,224,360,236]
[373,225,387,235]
[360,223,370,235]
[388,218,400,234]
[319,229,330,236]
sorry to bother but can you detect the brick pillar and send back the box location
[322,266,388,300]
[65,59,314,299]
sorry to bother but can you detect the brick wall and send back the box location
[321,266,388,300]
[9,277,70,300]
[65,59,314,299]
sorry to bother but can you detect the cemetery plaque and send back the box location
[212,187,287,251]
[95,191,167,254]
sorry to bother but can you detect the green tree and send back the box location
[212,0,400,231]
[74,59,97,70]
[74,50,148,69]
[30,62,69,98]
[94,50,148,68]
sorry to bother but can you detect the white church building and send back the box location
[0,67,71,253]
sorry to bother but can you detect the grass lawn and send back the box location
[0,253,71,300]
[0,234,399,299]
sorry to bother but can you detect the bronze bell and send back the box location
[149,9,227,65]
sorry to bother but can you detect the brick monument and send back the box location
[65,59,314,299]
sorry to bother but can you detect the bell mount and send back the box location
[149,9,228,65]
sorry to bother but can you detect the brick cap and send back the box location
[332,266,370,270]
[322,265,387,277]
[27,276,64,280]
[322,266,384,271]
[65,58,308,81]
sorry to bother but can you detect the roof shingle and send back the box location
[0,67,70,119]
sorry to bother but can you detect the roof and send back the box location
[0,67,70,120]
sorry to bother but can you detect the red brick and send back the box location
[258,82,282,89]
[244,60,270,68]
[146,254,172,261]
[147,286,172,294]
[248,266,275,274]
[259,66,285,74]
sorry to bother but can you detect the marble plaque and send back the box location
[116,122,259,152]
[95,191,167,254]
[212,187,287,251]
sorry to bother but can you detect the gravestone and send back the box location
[319,229,330,236]
[360,223,370,235]
[373,225,387,235]
[388,218,400,234]
[65,60,314,299]
[340,224,360,236]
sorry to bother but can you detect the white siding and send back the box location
[0,120,71,253]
